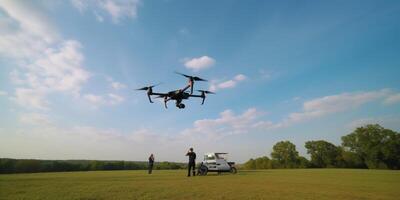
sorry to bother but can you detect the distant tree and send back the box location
[242,157,272,169]
[102,161,125,170]
[15,160,41,173]
[305,140,340,168]
[341,124,400,169]
[243,159,256,170]
[271,141,300,168]
[155,161,185,170]
[297,156,310,168]
[124,161,146,170]
[335,147,366,168]
[0,159,17,173]
[89,160,100,170]
[255,156,272,169]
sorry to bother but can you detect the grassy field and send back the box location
[1,169,399,200]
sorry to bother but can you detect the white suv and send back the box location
[198,153,237,175]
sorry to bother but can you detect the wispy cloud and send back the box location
[83,94,105,105]
[182,56,215,71]
[383,93,400,105]
[108,93,125,105]
[283,89,391,125]
[13,88,49,110]
[0,123,181,161]
[0,2,90,110]
[181,108,268,139]
[209,74,247,92]
[83,93,125,108]
[107,77,126,90]
[0,90,7,96]
[71,0,140,23]
[19,112,52,126]
[2,88,399,161]
[258,69,275,80]
[182,89,400,139]
[348,116,400,130]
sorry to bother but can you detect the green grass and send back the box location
[1,169,399,200]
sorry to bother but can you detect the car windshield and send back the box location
[216,154,228,160]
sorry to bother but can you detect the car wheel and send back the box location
[230,167,237,174]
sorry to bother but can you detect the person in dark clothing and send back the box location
[148,154,154,174]
[185,148,196,177]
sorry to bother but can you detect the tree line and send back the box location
[0,159,186,174]
[1,124,399,173]
[243,124,400,170]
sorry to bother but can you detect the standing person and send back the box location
[185,148,196,177]
[148,154,154,174]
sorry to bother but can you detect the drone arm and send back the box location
[163,96,170,109]
[182,84,190,93]
[147,92,168,104]
[189,94,206,105]
[190,80,194,94]
[150,92,167,96]
[189,95,202,98]
[181,79,194,94]
[147,93,153,103]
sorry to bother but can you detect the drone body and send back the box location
[136,72,214,109]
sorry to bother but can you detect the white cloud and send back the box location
[108,93,125,105]
[218,80,236,89]
[0,2,90,110]
[181,108,269,139]
[94,11,104,22]
[111,81,126,90]
[9,40,89,109]
[70,0,140,23]
[0,0,58,44]
[384,93,400,105]
[83,93,125,107]
[19,112,52,126]
[0,1,56,59]
[106,76,126,90]
[83,94,105,105]
[71,0,87,12]
[281,89,391,126]
[0,124,182,161]
[259,69,273,80]
[183,89,399,139]
[348,116,400,130]
[183,56,215,71]
[234,74,247,81]
[13,88,48,110]
[27,40,89,94]
[209,74,247,92]
[0,90,7,96]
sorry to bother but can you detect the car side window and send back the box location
[205,154,215,160]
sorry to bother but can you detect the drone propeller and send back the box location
[197,90,215,105]
[135,83,162,91]
[175,71,207,94]
[174,72,207,82]
[197,90,215,94]
[136,83,161,103]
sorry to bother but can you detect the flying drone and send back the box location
[136,72,215,109]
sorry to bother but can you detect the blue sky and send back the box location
[0,0,400,162]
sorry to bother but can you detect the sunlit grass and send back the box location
[1,169,399,200]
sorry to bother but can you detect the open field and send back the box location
[1,169,400,200]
